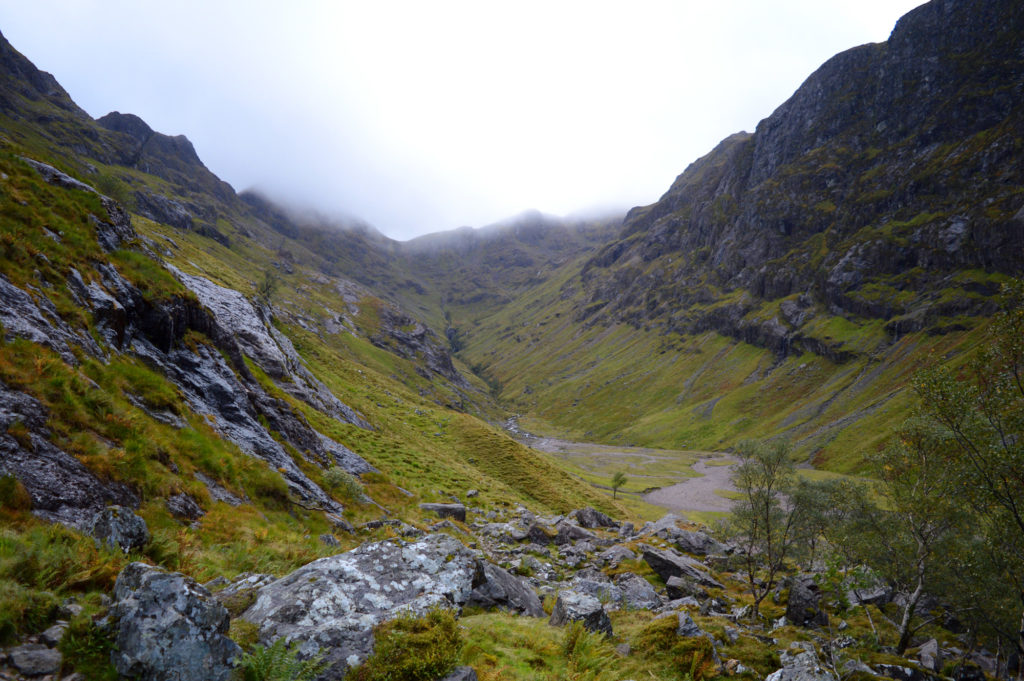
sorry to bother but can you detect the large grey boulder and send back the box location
[615,573,662,610]
[673,530,728,556]
[642,547,724,589]
[90,505,150,553]
[467,561,544,616]
[111,562,239,681]
[242,534,482,678]
[549,590,613,637]
[666,575,709,601]
[555,520,596,545]
[785,575,828,627]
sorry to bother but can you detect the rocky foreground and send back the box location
[0,500,994,681]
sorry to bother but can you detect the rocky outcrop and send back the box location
[111,562,239,681]
[0,382,139,530]
[576,0,1024,357]
[765,644,837,681]
[0,275,102,364]
[420,503,467,522]
[785,574,828,627]
[241,534,483,678]
[370,304,469,387]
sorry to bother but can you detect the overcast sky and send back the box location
[1,1,924,240]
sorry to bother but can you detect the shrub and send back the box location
[323,467,364,503]
[59,613,118,681]
[347,608,462,681]
[0,581,58,645]
[234,637,325,681]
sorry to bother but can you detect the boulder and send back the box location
[548,590,613,637]
[8,643,62,677]
[642,547,724,589]
[765,646,837,681]
[666,575,709,601]
[209,572,276,617]
[111,562,239,681]
[166,492,204,520]
[874,665,930,681]
[555,520,596,545]
[614,573,662,610]
[677,611,705,638]
[918,638,941,672]
[440,666,478,681]
[569,507,618,529]
[90,505,150,553]
[785,575,828,627]
[597,545,635,567]
[467,561,545,617]
[242,534,482,676]
[420,502,467,523]
[673,530,728,556]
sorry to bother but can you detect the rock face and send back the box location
[548,590,613,637]
[765,645,837,681]
[576,0,1024,356]
[241,534,483,678]
[570,507,618,529]
[467,561,545,617]
[111,562,239,681]
[90,505,150,553]
[0,382,139,530]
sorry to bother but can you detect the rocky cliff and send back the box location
[579,0,1024,356]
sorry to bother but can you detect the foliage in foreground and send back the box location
[234,637,325,681]
[347,608,462,681]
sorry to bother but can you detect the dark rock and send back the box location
[548,590,613,637]
[525,523,557,545]
[90,505,150,553]
[673,530,727,556]
[39,622,68,646]
[642,547,724,589]
[786,574,828,627]
[319,533,340,547]
[111,562,239,681]
[420,503,467,523]
[8,643,62,676]
[677,611,705,637]
[242,534,482,677]
[166,493,204,520]
[467,561,544,617]
[569,507,618,529]
[666,575,709,601]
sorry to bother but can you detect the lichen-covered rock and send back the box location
[242,533,483,678]
[90,505,150,553]
[548,590,613,637]
[615,573,662,610]
[0,275,101,363]
[666,575,709,601]
[111,562,239,681]
[467,561,544,617]
[166,492,204,520]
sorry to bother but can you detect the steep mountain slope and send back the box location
[452,0,1024,469]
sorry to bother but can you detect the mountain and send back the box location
[1,1,1023,678]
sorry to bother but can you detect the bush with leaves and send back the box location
[346,608,461,681]
[322,466,365,503]
[234,638,325,681]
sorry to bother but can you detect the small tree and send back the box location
[610,471,627,499]
[256,270,279,306]
[727,439,802,621]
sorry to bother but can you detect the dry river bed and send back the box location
[527,437,739,513]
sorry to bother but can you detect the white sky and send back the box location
[0,1,924,240]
